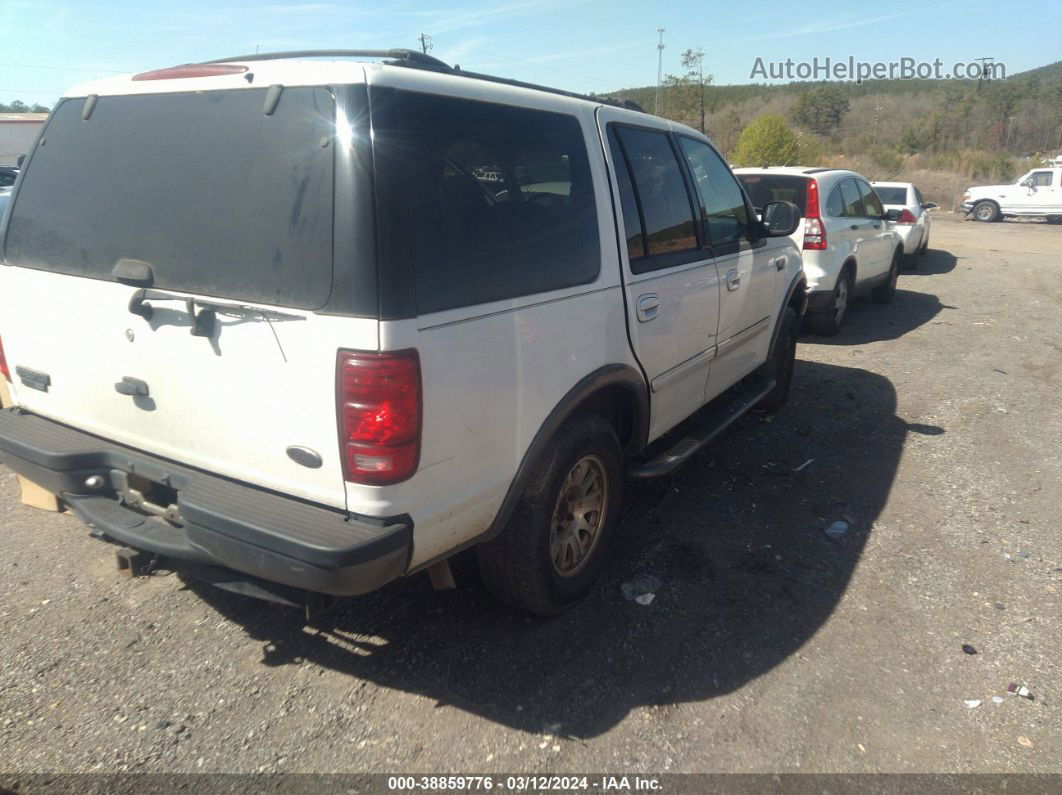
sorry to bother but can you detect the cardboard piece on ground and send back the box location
[18,475,64,512]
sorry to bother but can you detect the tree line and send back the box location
[603,59,1062,186]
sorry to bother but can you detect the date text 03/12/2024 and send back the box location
[387,775,663,791]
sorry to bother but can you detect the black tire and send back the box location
[809,268,852,336]
[757,307,798,412]
[477,414,624,616]
[872,249,901,304]
[972,201,1000,223]
[1047,215,1062,225]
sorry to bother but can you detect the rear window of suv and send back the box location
[736,174,808,214]
[4,87,336,310]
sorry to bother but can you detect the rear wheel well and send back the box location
[575,384,641,453]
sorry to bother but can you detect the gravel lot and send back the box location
[0,214,1059,776]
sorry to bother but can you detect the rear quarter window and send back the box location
[4,88,335,310]
[371,89,600,315]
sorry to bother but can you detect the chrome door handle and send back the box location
[636,293,659,322]
[725,269,741,291]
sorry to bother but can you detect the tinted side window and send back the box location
[857,181,884,217]
[1031,171,1053,186]
[607,127,646,261]
[679,137,750,249]
[614,127,698,259]
[377,90,600,315]
[839,179,865,218]
[825,184,845,217]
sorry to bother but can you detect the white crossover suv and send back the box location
[0,49,805,616]
[736,167,905,336]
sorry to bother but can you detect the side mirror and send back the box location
[1020,179,1034,188]
[923,201,938,210]
[884,208,903,222]
[762,201,799,237]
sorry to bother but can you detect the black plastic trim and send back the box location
[318,84,380,319]
[767,272,808,359]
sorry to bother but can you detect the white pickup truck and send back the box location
[962,166,1062,222]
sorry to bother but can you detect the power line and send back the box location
[0,62,127,74]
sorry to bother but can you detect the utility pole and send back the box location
[1004,114,1016,150]
[872,105,883,145]
[417,33,433,55]
[655,28,666,116]
[973,57,993,93]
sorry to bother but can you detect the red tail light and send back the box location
[897,209,917,224]
[132,64,248,81]
[802,179,827,251]
[336,350,421,485]
[0,335,10,383]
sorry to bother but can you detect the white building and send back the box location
[0,113,48,166]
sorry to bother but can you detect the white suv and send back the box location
[736,167,905,335]
[0,49,805,616]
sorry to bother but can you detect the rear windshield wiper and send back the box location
[128,288,304,337]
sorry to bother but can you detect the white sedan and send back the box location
[871,181,936,269]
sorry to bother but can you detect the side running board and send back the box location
[626,378,775,479]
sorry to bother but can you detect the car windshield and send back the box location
[736,174,808,214]
[874,186,908,204]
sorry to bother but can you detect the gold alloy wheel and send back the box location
[548,454,608,577]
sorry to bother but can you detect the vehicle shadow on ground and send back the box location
[189,358,938,739]
[905,248,958,276]
[801,287,956,346]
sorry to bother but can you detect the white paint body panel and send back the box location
[0,267,375,509]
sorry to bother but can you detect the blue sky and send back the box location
[1,0,1056,104]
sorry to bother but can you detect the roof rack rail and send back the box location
[202,48,451,71]
[201,48,647,114]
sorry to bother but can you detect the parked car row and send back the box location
[0,50,930,619]
[735,167,932,335]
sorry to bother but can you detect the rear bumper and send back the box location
[0,407,412,596]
